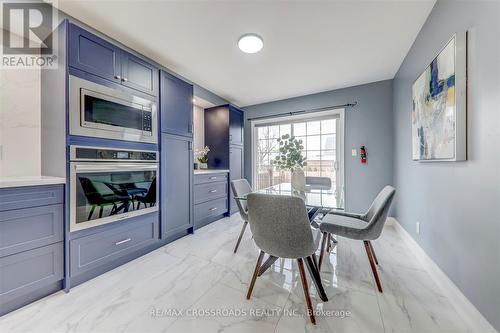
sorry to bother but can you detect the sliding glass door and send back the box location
[252,110,344,207]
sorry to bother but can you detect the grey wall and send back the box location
[393,0,500,330]
[243,80,394,213]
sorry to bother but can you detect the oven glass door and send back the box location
[71,163,158,232]
[81,89,152,136]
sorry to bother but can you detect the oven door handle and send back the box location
[73,163,158,173]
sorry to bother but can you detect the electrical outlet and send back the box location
[351,149,357,157]
[416,221,420,234]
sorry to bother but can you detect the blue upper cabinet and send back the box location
[68,23,158,97]
[160,71,193,137]
[121,51,158,96]
[229,105,244,146]
[68,23,121,84]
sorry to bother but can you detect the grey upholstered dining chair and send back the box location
[318,185,395,293]
[230,179,252,253]
[246,193,327,325]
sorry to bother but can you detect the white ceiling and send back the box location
[56,0,435,106]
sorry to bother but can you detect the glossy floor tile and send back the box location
[0,215,475,333]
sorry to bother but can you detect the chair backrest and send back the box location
[305,176,332,189]
[247,193,317,259]
[362,186,396,240]
[79,177,102,204]
[143,177,157,202]
[230,179,252,221]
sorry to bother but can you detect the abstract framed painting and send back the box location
[412,32,467,161]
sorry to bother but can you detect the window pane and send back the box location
[257,126,268,139]
[307,121,321,135]
[321,134,336,150]
[321,119,336,134]
[269,125,279,138]
[269,138,280,152]
[258,139,269,153]
[280,124,291,137]
[307,135,320,151]
[293,122,306,136]
[322,150,336,161]
[306,152,321,176]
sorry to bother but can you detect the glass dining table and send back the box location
[234,182,344,219]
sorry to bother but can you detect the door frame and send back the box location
[250,108,345,208]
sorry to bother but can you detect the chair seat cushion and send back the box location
[319,214,369,240]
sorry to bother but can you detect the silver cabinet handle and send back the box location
[122,77,128,82]
[115,238,131,245]
[209,207,218,211]
[209,176,217,180]
[209,189,217,193]
[114,75,121,80]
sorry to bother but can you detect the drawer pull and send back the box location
[209,176,217,180]
[209,189,218,193]
[115,238,131,245]
[209,207,218,211]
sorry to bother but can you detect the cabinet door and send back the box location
[161,134,193,236]
[68,23,121,83]
[229,145,244,214]
[121,52,158,96]
[160,71,193,137]
[229,106,244,146]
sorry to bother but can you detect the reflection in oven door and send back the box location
[70,163,158,232]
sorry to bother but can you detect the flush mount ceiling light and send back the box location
[238,34,263,54]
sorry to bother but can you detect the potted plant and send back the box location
[273,134,307,191]
[195,146,210,169]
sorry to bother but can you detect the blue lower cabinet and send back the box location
[193,172,229,229]
[70,213,159,282]
[161,134,193,238]
[0,184,64,316]
[0,243,63,315]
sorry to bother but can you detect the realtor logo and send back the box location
[1,0,58,68]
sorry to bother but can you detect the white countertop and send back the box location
[194,169,230,175]
[0,176,66,189]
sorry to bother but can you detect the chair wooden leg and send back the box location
[364,241,383,293]
[326,233,332,253]
[297,258,316,325]
[88,205,96,220]
[368,241,378,265]
[234,221,248,253]
[246,250,265,300]
[304,256,328,302]
[318,232,328,270]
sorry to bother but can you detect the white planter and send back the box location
[291,168,306,191]
[199,162,208,169]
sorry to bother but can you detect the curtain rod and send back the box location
[247,102,357,121]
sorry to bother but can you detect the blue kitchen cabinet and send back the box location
[160,71,194,137]
[68,23,122,84]
[68,23,158,97]
[121,51,159,96]
[229,106,244,146]
[161,134,193,237]
[0,185,64,316]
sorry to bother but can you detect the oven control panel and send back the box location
[71,146,158,162]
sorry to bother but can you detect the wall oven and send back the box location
[69,75,158,144]
[69,146,159,232]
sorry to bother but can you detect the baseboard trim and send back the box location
[390,218,497,333]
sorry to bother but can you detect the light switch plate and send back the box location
[351,149,357,157]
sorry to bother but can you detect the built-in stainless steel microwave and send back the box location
[69,75,157,144]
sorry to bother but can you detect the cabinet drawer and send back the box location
[194,173,228,185]
[194,197,228,223]
[194,182,227,204]
[0,185,64,212]
[0,204,63,257]
[70,215,158,276]
[0,243,63,305]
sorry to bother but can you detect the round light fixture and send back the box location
[238,34,263,54]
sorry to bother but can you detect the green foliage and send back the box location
[272,134,307,171]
